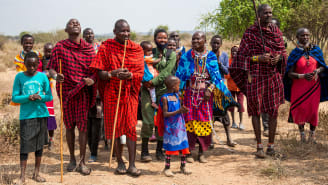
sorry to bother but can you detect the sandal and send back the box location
[67,160,76,172]
[127,167,141,177]
[115,161,127,175]
[32,174,46,183]
[76,164,92,175]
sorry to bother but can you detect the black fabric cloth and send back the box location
[87,117,101,156]
[20,118,48,154]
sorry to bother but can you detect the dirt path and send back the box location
[1,114,326,185]
[0,70,327,185]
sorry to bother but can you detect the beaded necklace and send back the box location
[191,49,208,107]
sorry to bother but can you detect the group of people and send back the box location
[11,3,328,184]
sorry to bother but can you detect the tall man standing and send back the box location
[229,4,287,158]
[48,18,97,175]
[90,19,144,176]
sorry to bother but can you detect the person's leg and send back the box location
[180,154,191,174]
[164,155,174,177]
[115,138,126,174]
[298,124,306,142]
[89,118,101,162]
[48,130,54,150]
[230,91,238,128]
[309,124,317,143]
[77,130,91,175]
[266,116,277,156]
[92,118,101,157]
[87,118,93,157]
[19,154,28,183]
[261,113,269,137]
[140,87,154,160]
[237,92,244,127]
[222,114,236,147]
[32,149,46,182]
[66,127,76,171]
[252,115,264,158]
[126,138,141,176]
[198,142,207,163]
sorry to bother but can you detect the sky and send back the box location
[0,0,220,36]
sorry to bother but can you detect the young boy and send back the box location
[160,76,191,177]
[225,45,245,131]
[140,41,161,109]
[42,43,57,150]
[12,52,53,184]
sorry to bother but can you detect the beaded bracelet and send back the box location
[252,56,259,62]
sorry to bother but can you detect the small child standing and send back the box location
[42,43,57,150]
[140,41,161,109]
[160,76,191,177]
[12,52,53,184]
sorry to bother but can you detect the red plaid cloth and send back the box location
[229,23,287,117]
[183,88,213,122]
[90,39,144,141]
[48,39,97,132]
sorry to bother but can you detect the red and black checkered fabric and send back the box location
[90,39,144,141]
[229,23,287,117]
[48,39,97,132]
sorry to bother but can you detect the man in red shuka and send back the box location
[90,19,144,177]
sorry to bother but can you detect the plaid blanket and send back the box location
[90,39,144,141]
[229,23,287,117]
[48,39,97,131]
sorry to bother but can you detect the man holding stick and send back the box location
[90,19,144,176]
[229,4,287,158]
[48,18,97,175]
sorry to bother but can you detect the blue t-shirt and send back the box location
[12,72,53,120]
[218,51,229,79]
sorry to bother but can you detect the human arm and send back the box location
[162,97,189,118]
[288,65,315,81]
[151,51,176,86]
[12,75,30,104]
[39,74,53,102]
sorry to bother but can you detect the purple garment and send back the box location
[47,116,57,131]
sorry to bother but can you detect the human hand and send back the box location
[118,70,132,80]
[179,105,189,114]
[204,89,212,101]
[83,77,95,86]
[304,73,315,81]
[270,54,280,65]
[111,68,128,78]
[258,53,271,63]
[143,81,153,88]
[57,73,64,83]
[29,91,41,101]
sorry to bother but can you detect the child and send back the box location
[140,41,161,109]
[225,45,245,130]
[167,38,181,75]
[141,41,161,143]
[160,76,191,177]
[12,52,53,184]
[42,43,57,150]
[14,34,43,72]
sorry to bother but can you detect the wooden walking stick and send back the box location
[59,59,64,183]
[109,39,128,168]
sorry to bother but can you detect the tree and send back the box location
[198,0,326,46]
[155,25,169,32]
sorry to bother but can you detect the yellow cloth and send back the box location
[185,120,212,136]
